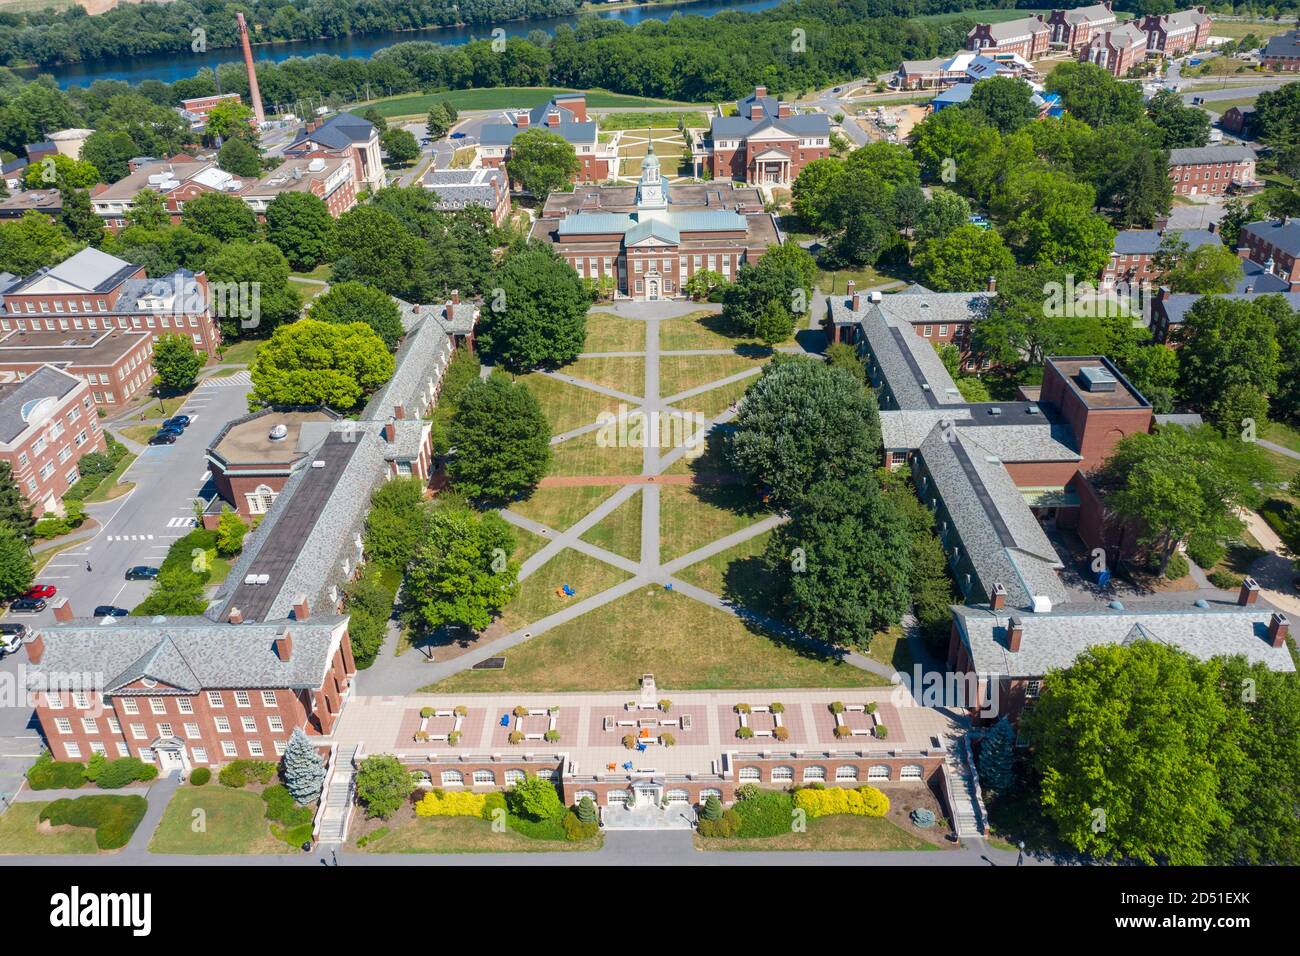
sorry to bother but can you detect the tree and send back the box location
[206,101,256,143]
[481,243,588,369]
[0,523,35,601]
[767,473,912,647]
[80,130,138,184]
[404,505,519,632]
[0,462,35,542]
[329,206,429,301]
[307,281,404,351]
[507,774,563,821]
[1146,89,1210,149]
[721,242,814,340]
[215,510,248,557]
[1045,61,1144,128]
[59,188,103,247]
[447,375,551,502]
[380,127,419,166]
[1021,642,1233,865]
[182,192,258,243]
[914,224,1014,292]
[152,333,203,392]
[966,76,1039,134]
[1253,81,1300,150]
[363,476,431,573]
[217,136,262,177]
[279,727,325,806]
[1120,343,1179,414]
[0,212,78,275]
[915,190,971,244]
[729,357,881,509]
[978,717,1015,793]
[362,108,388,133]
[425,103,452,141]
[127,190,170,230]
[265,191,334,271]
[205,241,301,338]
[1160,239,1245,294]
[250,320,394,410]
[790,157,843,231]
[23,154,99,191]
[505,128,580,199]
[1272,306,1300,423]
[353,754,415,820]
[1176,295,1280,430]
[825,342,865,385]
[1100,425,1270,574]
[683,270,727,301]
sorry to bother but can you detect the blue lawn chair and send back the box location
[636,743,647,752]
[499,714,510,727]
[622,761,633,771]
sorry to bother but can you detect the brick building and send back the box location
[966,15,1051,59]
[828,281,995,363]
[1100,226,1221,290]
[285,113,385,193]
[239,156,358,220]
[1141,7,1213,56]
[0,365,105,517]
[1236,217,1300,292]
[478,95,618,185]
[422,168,512,226]
[1080,22,1149,76]
[893,51,1036,91]
[529,148,780,300]
[1151,289,1300,343]
[90,158,239,231]
[1166,145,1256,197]
[1047,2,1118,52]
[178,92,242,132]
[25,612,356,774]
[0,189,62,221]
[1219,104,1257,137]
[1261,28,1300,70]
[706,87,831,186]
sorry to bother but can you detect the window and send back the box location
[771,766,794,783]
[177,698,193,714]
[738,767,761,781]
[90,741,106,756]
[606,790,629,805]
[207,691,224,708]
[868,765,890,780]
[504,769,526,787]
[441,770,464,787]
[149,698,166,715]
[157,722,172,738]
[472,770,495,786]
[261,691,277,707]
[835,765,859,781]
[215,716,231,733]
[923,325,933,337]
[240,716,256,733]
[107,716,121,733]
[666,788,689,803]
[81,717,97,734]
[699,788,722,802]
[185,723,200,739]
[131,723,146,740]
[192,748,208,764]
[64,742,81,759]
[268,716,283,733]
[121,698,138,714]
[274,740,287,756]
[900,764,923,780]
[221,740,237,757]
[139,748,154,764]
[803,765,826,782]
[54,717,72,734]
[116,742,130,757]
[248,740,264,757]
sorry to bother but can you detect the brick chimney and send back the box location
[26,633,44,664]
[987,276,997,293]
[1239,576,1260,606]
[274,631,293,661]
[383,417,397,443]
[393,403,406,420]
[451,289,460,305]
[516,111,529,128]
[991,582,1007,611]
[228,607,244,624]
[755,86,767,97]
[1269,612,1290,648]
[52,598,72,623]
[291,593,310,622]
[1007,616,1023,652]
[547,110,561,127]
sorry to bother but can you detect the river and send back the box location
[44,0,782,89]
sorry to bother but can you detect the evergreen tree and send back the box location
[0,462,35,542]
[576,796,597,824]
[280,727,326,806]
[702,793,723,821]
[60,187,104,246]
[979,717,1016,793]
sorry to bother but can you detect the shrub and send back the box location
[513,705,529,717]
[735,782,761,801]
[1186,533,1225,570]
[873,725,889,740]
[480,791,507,820]
[701,793,723,821]
[769,702,784,714]
[354,755,417,820]
[622,733,638,749]
[697,808,741,838]
[829,701,845,714]
[189,767,211,786]
[793,785,890,819]
[420,707,435,719]
[1165,552,1190,580]
[95,757,158,789]
[413,730,430,742]
[575,796,598,823]
[773,726,790,742]
[736,726,754,739]
[660,733,676,747]
[563,810,600,841]
[219,759,276,788]
[447,731,462,745]
[415,789,487,817]
[39,795,148,850]
[730,789,795,837]
[507,775,564,821]
[27,753,86,790]
[508,730,524,744]
[1209,568,1244,590]
[454,705,468,716]
[734,703,751,714]
[658,699,672,712]
[543,729,560,742]
[833,724,854,738]
[263,784,315,833]
[865,702,877,714]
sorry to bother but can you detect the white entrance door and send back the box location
[635,785,660,807]
[646,277,660,300]
[157,747,185,777]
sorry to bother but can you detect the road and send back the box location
[16,374,252,626]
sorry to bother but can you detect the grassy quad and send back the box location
[561,356,646,398]
[149,787,287,855]
[578,490,643,562]
[584,311,649,353]
[518,373,623,436]
[493,548,632,635]
[659,484,768,564]
[659,353,768,401]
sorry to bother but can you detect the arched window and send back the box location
[868,765,890,780]
[771,766,794,783]
[607,790,630,806]
[900,764,923,780]
[666,789,689,803]
[440,769,463,786]
[835,765,859,781]
[536,768,559,782]
[246,484,277,516]
[738,767,761,781]
[411,769,432,785]
[574,789,597,804]
[472,769,495,786]
[803,765,826,782]
[699,787,722,802]
[504,769,526,787]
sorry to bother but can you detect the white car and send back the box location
[0,622,30,658]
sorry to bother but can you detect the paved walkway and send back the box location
[1240,508,1300,618]
[1258,439,1300,462]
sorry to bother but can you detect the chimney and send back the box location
[291,594,310,622]
[516,111,529,128]
[413,303,421,314]
[851,290,861,311]
[1238,577,1260,606]
[393,403,406,420]
[991,582,1007,611]
[547,110,561,127]
[228,607,244,625]
[754,86,767,97]
[987,276,997,293]
[26,633,44,665]
[274,631,294,661]
[52,598,73,623]
[1269,612,1290,648]
[383,416,397,443]
[1007,616,1024,652]
[451,289,460,305]
[1243,284,1254,295]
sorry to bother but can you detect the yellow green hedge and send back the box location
[793,785,890,819]
[414,790,487,817]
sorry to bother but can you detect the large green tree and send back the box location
[380,127,419,166]
[966,75,1039,134]
[404,505,520,632]
[481,243,587,369]
[0,212,78,275]
[0,523,35,601]
[914,224,1014,292]
[205,241,301,338]
[1176,295,1281,432]
[307,281,404,351]
[721,242,814,344]
[0,462,35,542]
[447,374,552,502]
[505,128,580,199]
[354,754,414,820]
[265,191,334,271]
[182,191,258,243]
[1145,88,1210,149]
[249,320,394,410]
[152,332,203,392]
[217,136,262,177]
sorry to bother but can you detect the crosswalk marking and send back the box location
[166,517,197,528]
[106,534,159,542]
[201,370,252,389]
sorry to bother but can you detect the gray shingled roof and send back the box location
[363,299,454,421]
[27,617,348,693]
[480,99,598,148]
[1159,291,1300,326]
[1168,145,1255,165]
[1263,28,1299,58]
[1242,218,1300,258]
[1112,228,1220,256]
[0,364,81,443]
[291,113,376,151]
[952,601,1295,677]
[424,168,505,207]
[977,15,1049,42]
[1237,258,1291,294]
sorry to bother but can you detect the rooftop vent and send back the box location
[1077,365,1117,392]
[1194,598,1210,608]
[268,423,288,441]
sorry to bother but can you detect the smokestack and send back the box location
[236,13,266,126]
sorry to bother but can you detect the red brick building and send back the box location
[706,88,832,186]
[1047,2,1118,52]
[966,15,1051,59]
[285,113,385,193]
[1262,28,1300,71]
[1237,217,1300,292]
[25,611,355,774]
[478,95,618,185]
[90,158,238,231]
[1080,22,1149,76]
[423,168,512,226]
[1141,7,1213,56]
[1167,145,1256,197]
[0,365,105,517]
[239,156,358,220]
[1100,226,1221,290]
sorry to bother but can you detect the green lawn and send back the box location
[1201,95,1260,115]
[495,547,631,634]
[598,111,710,131]
[0,803,99,854]
[584,311,647,353]
[658,353,768,399]
[217,338,261,366]
[289,264,331,281]
[816,265,909,295]
[698,813,937,852]
[351,815,601,853]
[659,310,793,351]
[1261,419,1300,454]
[429,583,888,693]
[670,376,754,419]
[563,356,645,398]
[578,490,642,561]
[119,424,158,445]
[83,444,137,503]
[511,485,620,532]
[659,483,768,563]
[512,527,552,565]
[359,87,704,119]
[674,527,777,612]
[548,430,643,477]
[149,787,285,855]
[520,373,621,435]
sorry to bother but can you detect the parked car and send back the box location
[93,605,129,617]
[0,622,29,657]
[125,566,159,581]
[161,415,191,431]
[149,431,178,446]
[23,584,57,600]
[968,214,991,230]
[9,597,46,613]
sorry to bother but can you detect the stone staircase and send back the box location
[943,735,987,840]
[316,745,359,845]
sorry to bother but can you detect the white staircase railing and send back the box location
[315,744,360,845]
[941,734,987,839]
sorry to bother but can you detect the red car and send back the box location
[23,584,57,600]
